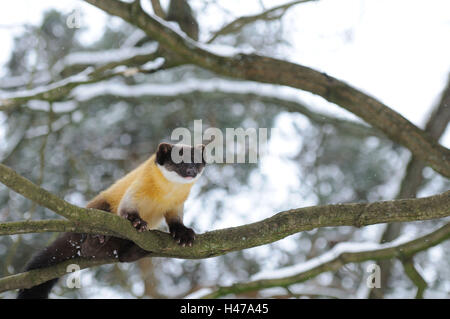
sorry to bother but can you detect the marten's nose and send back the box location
[185,167,196,177]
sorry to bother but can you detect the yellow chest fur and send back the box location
[100,155,192,227]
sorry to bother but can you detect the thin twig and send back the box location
[207,0,316,43]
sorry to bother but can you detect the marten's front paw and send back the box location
[123,211,148,232]
[169,223,196,247]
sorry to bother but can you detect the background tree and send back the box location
[0,0,449,299]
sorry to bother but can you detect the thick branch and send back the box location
[0,219,111,237]
[2,209,449,294]
[200,223,450,298]
[83,0,450,178]
[0,162,163,243]
[0,160,449,292]
[1,161,450,257]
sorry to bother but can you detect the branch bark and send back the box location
[83,0,450,178]
[0,220,110,237]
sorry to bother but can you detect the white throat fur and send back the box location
[157,164,203,184]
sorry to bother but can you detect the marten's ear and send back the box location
[156,143,173,165]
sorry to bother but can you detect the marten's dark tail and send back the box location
[17,232,83,299]
[17,197,152,299]
[16,231,149,299]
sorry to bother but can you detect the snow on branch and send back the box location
[0,68,94,103]
[0,73,52,91]
[0,56,165,111]
[0,43,158,91]
[73,78,382,138]
[53,42,158,75]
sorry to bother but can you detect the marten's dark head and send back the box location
[155,143,206,184]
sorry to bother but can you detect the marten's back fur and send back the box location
[92,154,193,229]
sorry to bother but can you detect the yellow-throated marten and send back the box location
[17,143,206,299]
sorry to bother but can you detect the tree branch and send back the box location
[401,257,428,299]
[0,43,159,89]
[0,257,116,292]
[1,160,450,254]
[83,0,450,178]
[150,0,165,19]
[0,53,166,111]
[200,223,450,298]
[371,73,450,298]
[396,74,450,200]
[166,0,199,40]
[0,160,449,292]
[55,43,160,77]
[0,219,111,237]
[207,0,315,43]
